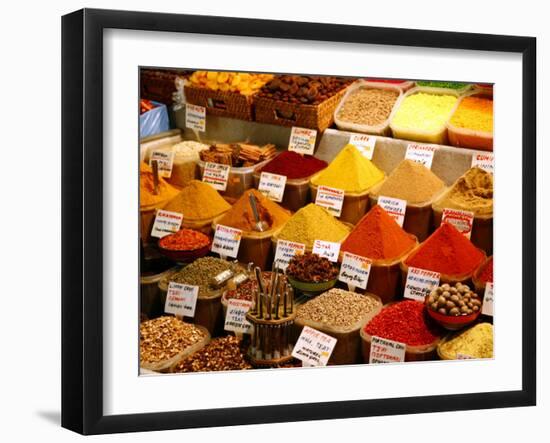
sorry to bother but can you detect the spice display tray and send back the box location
[364,78,415,92]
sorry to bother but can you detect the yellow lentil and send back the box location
[392,92,457,132]
[439,323,493,359]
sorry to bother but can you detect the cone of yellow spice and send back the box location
[310,144,385,224]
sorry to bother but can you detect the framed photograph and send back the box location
[62,8,536,435]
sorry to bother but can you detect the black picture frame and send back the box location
[62,8,537,435]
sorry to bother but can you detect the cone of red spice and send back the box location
[258,151,327,180]
[477,256,493,283]
[404,223,485,276]
[341,205,416,261]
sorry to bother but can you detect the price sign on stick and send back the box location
[349,133,376,160]
[258,172,287,202]
[150,210,183,238]
[288,127,317,155]
[471,153,494,174]
[442,208,474,239]
[312,240,340,262]
[149,150,175,178]
[185,104,206,132]
[378,196,407,227]
[292,326,337,367]
[405,143,437,169]
[369,336,406,364]
[482,282,494,316]
[224,299,253,334]
[338,252,372,291]
[202,162,230,191]
[274,240,305,270]
[211,225,242,259]
[165,282,199,318]
[315,185,345,217]
[403,267,440,301]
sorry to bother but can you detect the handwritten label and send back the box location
[482,282,494,316]
[224,299,253,334]
[349,133,376,160]
[471,153,494,174]
[258,172,287,202]
[404,267,440,301]
[211,224,242,258]
[338,252,372,290]
[292,326,337,367]
[149,150,175,178]
[165,282,199,317]
[457,353,475,360]
[185,104,206,132]
[405,143,437,169]
[315,185,345,217]
[312,240,340,262]
[378,196,407,227]
[369,336,406,364]
[288,127,317,155]
[274,239,305,270]
[202,162,230,191]
[150,210,183,238]
[442,208,474,239]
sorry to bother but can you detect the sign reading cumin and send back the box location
[288,126,317,155]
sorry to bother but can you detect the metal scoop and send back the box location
[248,192,269,232]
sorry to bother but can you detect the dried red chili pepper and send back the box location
[159,228,210,251]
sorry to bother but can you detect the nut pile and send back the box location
[140,316,207,364]
[296,288,380,328]
[337,87,399,126]
[169,257,233,296]
[173,336,252,372]
[287,252,338,283]
[258,75,352,105]
[426,283,481,316]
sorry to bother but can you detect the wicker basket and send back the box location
[254,88,348,132]
[184,85,255,121]
[141,69,187,105]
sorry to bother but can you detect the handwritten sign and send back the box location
[482,282,494,316]
[292,326,337,367]
[288,127,317,155]
[165,282,199,318]
[211,225,242,258]
[369,336,406,364]
[149,150,175,178]
[378,196,407,227]
[442,208,474,239]
[224,299,253,334]
[312,239,340,262]
[405,143,437,169]
[338,252,372,290]
[315,185,345,217]
[258,172,287,202]
[274,239,305,270]
[349,133,376,160]
[457,353,475,360]
[150,210,183,238]
[185,104,206,132]
[471,153,494,174]
[403,267,440,302]
[202,162,230,191]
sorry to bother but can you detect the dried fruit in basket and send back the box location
[188,71,273,95]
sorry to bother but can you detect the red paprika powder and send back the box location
[405,223,484,276]
[478,256,493,283]
[364,300,441,346]
[258,151,327,179]
[159,228,210,251]
[341,205,416,260]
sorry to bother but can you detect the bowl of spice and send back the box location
[157,228,211,263]
[340,205,417,304]
[369,159,446,242]
[286,252,338,296]
[253,151,327,212]
[334,81,402,135]
[295,288,382,365]
[139,316,210,372]
[361,300,443,362]
[447,91,493,151]
[425,282,482,330]
[310,144,385,224]
[432,167,493,255]
[437,322,493,360]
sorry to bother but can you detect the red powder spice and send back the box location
[341,205,416,260]
[478,256,493,283]
[405,223,484,276]
[364,300,441,346]
[259,151,327,179]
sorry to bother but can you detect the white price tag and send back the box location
[312,239,340,262]
[315,185,345,217]
[185,104,206,132]
[292,326,337,367]
[165,282,199,318]
[471,153,494,174]
[258,172,287,202]
[405,143,437,169]
[149,150,175,178]
[338,252,372,290]
[288,127,317,155]
[377,196,407,227]
[457,353,475,360]
[349,133,376,160]
[224,299,253,334]
[482,282,494,316]
[274,239,306,270]
[211,224,242,258]
[442,208,475,239]
[403,267,440,301]
[369,336,406,364]
[150,210,183,238]
[202,162,230,191]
